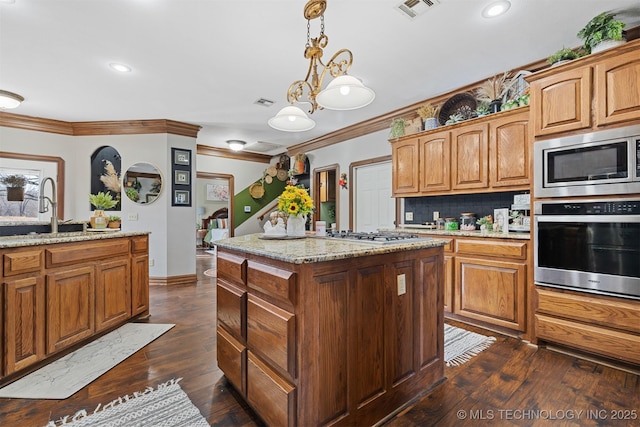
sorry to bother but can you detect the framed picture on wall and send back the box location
[174,170,190,185]
[206,183,229,201]
[174,190,190,205]
[174,149,190,166]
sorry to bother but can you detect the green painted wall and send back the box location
[233,179,287,228]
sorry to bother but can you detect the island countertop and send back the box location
[0,230,151,248]
[215,232,448,264]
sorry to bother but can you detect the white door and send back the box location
[354,161,395,232]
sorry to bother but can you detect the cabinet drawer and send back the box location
[217,326,246,396]
[131,236,148,253]
[45,239,130,267]
[247,295,295,377]
[247,351,295,427]
[217,251,246,287]
[3,249,43,276]
[535,314,640,365]
[456,239,527,260]
[247,261,296,305]
[217,280,246,341]
[536,288,640,334]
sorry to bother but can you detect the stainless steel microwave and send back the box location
[534,125,640,198]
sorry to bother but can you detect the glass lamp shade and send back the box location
[316,75,375,110]
[0,90,24,109]
[268,105,316,132]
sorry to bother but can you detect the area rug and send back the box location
[45,378,209,427]
[0,323,174,399]
[444,324,496,367]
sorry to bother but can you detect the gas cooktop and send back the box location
[325,231,428,244]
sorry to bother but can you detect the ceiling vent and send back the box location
[254,98,275,107]
[396,0,439,19]
[246,141,283,153]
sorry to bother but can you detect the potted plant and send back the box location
[388,118,406,139]
[578,12,626,54]
[547,47,583,66]
[416,103,440,130]
[88,191,118,229]
[125,187,140,202]
[107,215,121,229]
[1,174,29,201]
[475,72,510,113]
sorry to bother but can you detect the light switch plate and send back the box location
[405,212,413,221]
[244,206,251,213]
[433,211,439,221]
[128,213,138,221]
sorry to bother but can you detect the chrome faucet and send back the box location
[39,177,58,233]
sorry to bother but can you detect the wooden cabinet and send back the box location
[535,287,640,365]
[46,266,96,354]
[528,39,640,138]
[216,244,444,426]
[391,136,420,195]
[0,234,150,383]
[391,108,529,196]
[3,276,45,375]
[319,170,336,202]
[451,122,489,190]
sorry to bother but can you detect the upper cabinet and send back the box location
[391,108,529,197]
[528,39,640,139]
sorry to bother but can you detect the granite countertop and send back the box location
[0,230,151,249]
[215,233,448,264]
[390,225,530,240]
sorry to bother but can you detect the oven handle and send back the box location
[535,215,640,223]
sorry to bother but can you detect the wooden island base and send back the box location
[216,235,445,426]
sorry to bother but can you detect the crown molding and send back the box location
[0,112,74,135]
[196,144,272,163]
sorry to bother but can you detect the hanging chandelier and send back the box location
[268,0,375,132]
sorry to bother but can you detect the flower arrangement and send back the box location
[416,103,439,119]
[475,72,510,103]
[89,191,118,210]
[277,185,314,217]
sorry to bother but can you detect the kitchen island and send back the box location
[214,233,447,427]
[0,230,150,384]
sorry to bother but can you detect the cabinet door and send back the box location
[131,254,149,316]
[454,257,526,331]
[529,67,592,136]
[595,50,640,126]
[3,276,45,374]
[391,137,420,195]
[451,123,489,190]
[46,266,95,354]
[95,258,131,332]
[490,111,530,188]
[420,130,451,192]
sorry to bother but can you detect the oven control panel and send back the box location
[541,200,640,215]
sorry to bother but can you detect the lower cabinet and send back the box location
[535,287,640,365]
[216,245,444,426]
[0,234,150,383]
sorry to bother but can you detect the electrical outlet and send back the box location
[397,274,406,296]
[433,211,440,221]
[405,212,413,221]
[128,213,138,221]
[149,258,155,267]
[244,206,251,213]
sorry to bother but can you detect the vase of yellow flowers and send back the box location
[278,185,314,237]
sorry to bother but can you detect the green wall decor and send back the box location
[233,179,287,228]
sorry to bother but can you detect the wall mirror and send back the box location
[123,162,162,205]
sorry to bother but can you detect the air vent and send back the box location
[396,0,439,19]
[254,98,275,107]
[246,141,283,153]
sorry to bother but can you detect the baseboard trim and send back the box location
[149,274,197,286]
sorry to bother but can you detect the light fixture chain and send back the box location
[306,19,311,47]
[320,15,324,37]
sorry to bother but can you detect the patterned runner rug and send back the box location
[0,323,174,399]
[45,378,208,427]
[444,324,496,367]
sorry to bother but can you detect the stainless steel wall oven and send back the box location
[534,199,640,299]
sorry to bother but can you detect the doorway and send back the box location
[195,172,234,237]
[313,164,338,230]
[352,159,396,232]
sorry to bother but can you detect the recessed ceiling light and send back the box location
[226,140,246,151]
[109,63,132,73]
[482,0,510,18]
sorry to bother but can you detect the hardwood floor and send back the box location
[0,252,638,426]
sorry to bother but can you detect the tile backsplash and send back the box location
[403,191,528,224]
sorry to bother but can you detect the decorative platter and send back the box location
[276,169,288,181]
[259,234,306,240]
[438,92,477,126]
[266,165,277,176]
[249,182,265,199]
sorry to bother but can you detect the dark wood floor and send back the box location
[0,252,638,426]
